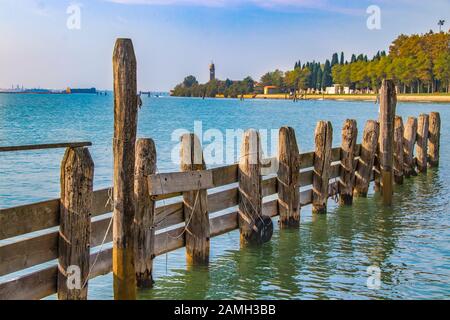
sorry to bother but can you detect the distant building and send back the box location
[209,62,215,81]
[325,84,350,94]
[264,85,279,95]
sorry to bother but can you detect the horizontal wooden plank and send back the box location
[148,170,214,195]
[0,199,59,241]
[300,146,341,169]
[0,142,92,153]
[0,215,114,277]
[0,188,113,241]
[211,164,238,187]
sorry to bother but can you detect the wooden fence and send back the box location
[0,39,441,300]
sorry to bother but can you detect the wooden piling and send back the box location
[378,79,397,205]
[354,120,380,197]
[277,127,301,228]
[180,134,210,264]
[57,147,94,300]
[416,114,429,173]
[312,121,333,214]
[403,117,418,177]
[393,116,404,185]
[239,129,264,245]
[112,38,138,300]
[428,112,441,167]
[134,139,156,288]
[339,119,358,205]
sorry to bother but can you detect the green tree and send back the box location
[183,75,198,88]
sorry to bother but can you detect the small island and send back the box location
[171,30,450,102]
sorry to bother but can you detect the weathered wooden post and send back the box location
[58,147,94,300]
[112,38,138,300]
[393,116,404,185]
[339,119,357,205]
[277,126,301,228]
[428,112,441,167]
[312,121,333,214]
[378,79,397,205]
[354,120,380,197]
[239,129,264,245]
[180,133,210,264]
[134,139,156,288]
[416,113,429,173]
[403,117,418,177]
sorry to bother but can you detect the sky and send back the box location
[0,0,448,91]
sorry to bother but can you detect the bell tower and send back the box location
[209,62,215,81]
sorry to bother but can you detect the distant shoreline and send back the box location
[213,93,450,103]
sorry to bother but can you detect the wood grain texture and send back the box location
[416,114,429,173]
[312,121,333,214]
[277,127,301,228]
[379,80,397,205]
[180,134,210,265]
[428,112,441,167]
[393,116,404,185]
[112,38,138,300]
[403,117,418,177]
[238,129,264,245]
[57,147,94,300]
[0,142,92,153]
[339,119,358,205]
[354,120,380,197]
[134,139,156,288]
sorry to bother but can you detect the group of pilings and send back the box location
[55,40,441,301]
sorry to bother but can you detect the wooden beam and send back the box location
[238,129,268,245]
[403,117,418,177]
[354,120,379,197]
[416,114,429,173]
[312,121,333,214]
[57,147,94,300]
[148,170,213,196]
[393,116,405,185]
[339,119,358,205]
[277,127,301,228]
[180,133,210,265]
[428,112,441,167]
[379,79,397,205]
[112,38,138,300]
[0,142,92,153]
[134,139,156,288]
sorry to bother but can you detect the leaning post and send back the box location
[378,79,397,205]
[277,126,301,228]
[339,119,358,205]
[57,147,94,300]
[393,116,404,185]
[112,38,138,300]
[416,114,429,173]
[134,138,156,288]
[180,133,210,265]
[354,120,380,197]
[428,112,441,167]
[312,121,333,214]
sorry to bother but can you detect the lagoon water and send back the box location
[0,94,449,299]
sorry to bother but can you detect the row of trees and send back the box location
[172,30,450,97]
[332,31,450,93]
[171,76,256,98]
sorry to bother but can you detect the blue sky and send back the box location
[0,0,448,91]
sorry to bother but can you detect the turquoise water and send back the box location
[0,94,449,299]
